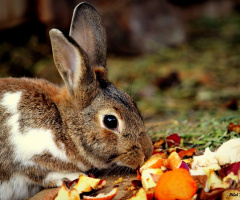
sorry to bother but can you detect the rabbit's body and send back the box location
[0,78,89,174]
[0,78,82,199]
[0,3,153,200]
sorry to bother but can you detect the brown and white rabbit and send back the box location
[0,2,153,200]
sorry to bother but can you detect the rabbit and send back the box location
[0,2,153,200]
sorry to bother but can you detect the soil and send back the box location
[30,172,137,200]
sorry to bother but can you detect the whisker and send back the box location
[86,167,100,177]
[125,167,131,175]
[104,166,117,176]
[110,154,126,163]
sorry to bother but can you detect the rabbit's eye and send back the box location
[103,115,118,130]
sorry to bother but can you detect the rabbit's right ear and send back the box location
[69,3,107,68]
[49,29,97,107]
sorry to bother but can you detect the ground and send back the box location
[2,11,240,200]
[30,173,136,200]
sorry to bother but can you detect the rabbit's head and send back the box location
[49,3,153,170]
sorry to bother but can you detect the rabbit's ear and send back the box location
[69,3,107,68]
[49,29,97,106]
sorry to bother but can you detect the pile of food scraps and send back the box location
[53,123,240,200]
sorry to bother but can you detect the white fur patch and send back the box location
[1,92,22,112]
[1,92,69,164]
[0,175,41,200]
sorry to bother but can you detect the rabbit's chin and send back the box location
[106,154,143,170]
[113,161,141,170]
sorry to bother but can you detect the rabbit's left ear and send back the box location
[49,29,98,107]
[69,3,107,68]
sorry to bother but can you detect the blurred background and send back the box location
[1,0,240,123]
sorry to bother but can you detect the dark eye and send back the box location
[103,115,118,130]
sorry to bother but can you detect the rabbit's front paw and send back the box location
[43,172,81,187]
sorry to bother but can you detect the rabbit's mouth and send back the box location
[107,154,120,164]
[107,152,143,170]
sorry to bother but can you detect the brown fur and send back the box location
[0,3,153,200]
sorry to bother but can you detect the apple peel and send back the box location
[83,188,118,200]
[127,188,147,200]
[221,162,240,176]
[140,156,163,173]
[73,174,101,194]
[55,182,80,200]
[113,177,123,184]
[141,168,163,193]
[163,152,181,170]
[166,134,181,148]
[178,148,196,159]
